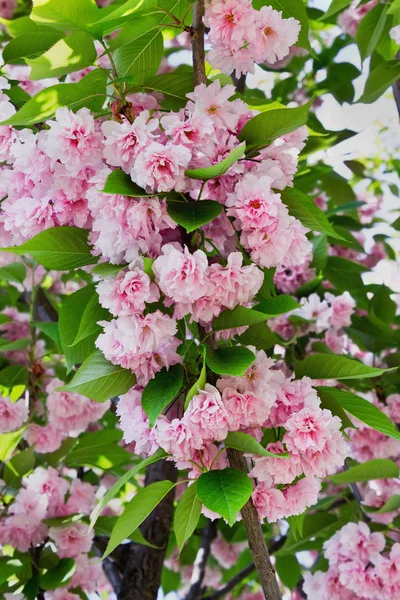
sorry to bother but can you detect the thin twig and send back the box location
[191,0,206,86]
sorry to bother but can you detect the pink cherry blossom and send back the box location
[25,423,66,453]
[97,266,159,316]
[116,387,159,456]
[185,384,232,442]
[325,291,356,329]
[250,441,302,484]
[130,141,191,193]
[154,415,204,461]
[253,6,300,65]
[283,476,321,516]
[64,480,97,515]
[49,522,94,558]
[0,396,28,433]
[252,479,286,522]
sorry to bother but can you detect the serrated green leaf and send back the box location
[167,200,222,233]
[205,346,255,376]
[281,188,344,239]
[31,0,102,37]
[0,226,97,270]
[225,431,287,457]
[2,31,63,63]
[185,143,245,180]
[356,4,388,62]
[58,350,136,402]
[197,468,252,526]
[40,558,76,590]
[26,31,96,80]
[295,354,394,380]
[329,459,399,484]
[142,364,184,426]
[174,482,202,553]
[104,480,176,557]
[0,263,26,284]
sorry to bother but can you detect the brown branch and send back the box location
[204,537,286,600]
[118,459,177,600]
[185,519,218,600]
[93,540,122,596]
[191,0,206,86]
[227,449,282,600]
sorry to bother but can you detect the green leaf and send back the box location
[66,429,131,469]
[360,60,400,103]
[225,432,287,457]
[185,143,245,180]
[213,306,268,330]
[239,101,312,153]
[255,295,300,316]
[3,447,35,488]
[0,338,30,351]
[371,285,396,323]
[295,354,394,380]
[364,495,400,514]
[237,323,279,351]
[112,18,163,82]
[311,235,328,272]
[31,0,102,37]
[102,168,151,197]
[58,350,136,402]
[316,388,355,430]
[356,4,388,62]
[0,427,25,462]
[33,322,61,349]
[316,386,400,440]
[0,226,97,270]
[26,31,96,80]
[197,468,253,526]
[2,31,63,63]
[174,482,202,553]
[141,72,194,110]
[104,480,176,557]
[167,200,223,233]
[329,459,399,484]
[142,364,184,426]
[185,347,206,409]
[275,555,301,591]
[40,558,76,590]
[319,0,352,20]
[0,263,26,284]
[0,69,108,127]
[89,448,167,529]
[59,285,108,371]
[69,287,110,347]
[93,0,157,34]
[280,188,344,239]
[92,263,126,277]
[0,366,28,388]
[205,346,255,376]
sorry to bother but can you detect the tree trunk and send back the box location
[118,460,177,600]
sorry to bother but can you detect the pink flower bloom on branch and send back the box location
[49,522,94,558]
[97,266,159,316]
[130,141,191,193]
[0,396,28,433]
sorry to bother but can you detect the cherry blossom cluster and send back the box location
[338,0,377,37]
[304,521,400,600]
[0,466,111,597]
[204,0,301,76]
[117,349,349,524]
[270,290,356,353]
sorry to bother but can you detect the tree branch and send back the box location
[393,51,400,119]
[185,519,218,600]
[191,0,206,86]
[227,449,282,600]
[93,540,122,596]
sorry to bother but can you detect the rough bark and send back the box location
[185,520,217,600]
[227,449,282,600]
[118,460,177,600]
[191,0,206,86]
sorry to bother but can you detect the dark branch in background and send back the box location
[93,539,122,596]
[191,0,206,86]
[118,459,177,600]
[344,460,370,523]
[227,449,282,600]
[393,51,400,118]
[231,73,246,95]
[185,520,218,600]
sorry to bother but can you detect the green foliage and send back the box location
[225,431,287,457]
[197,468,253,525]
[281,188,343,239]
[40,559,76,590]
[359,60,400,104]
[104,480,176,557]
[167,200,223,232]
[142,364,184,426]
[185,143,246,180]
[295,353,394,380]
[0,69,107,126]
[112,17,163,82]
[174,482,202,552]
[239,101,313,153]
[59,350,136,401]
[205,345,255,376]
[329,459,399,484]
[0,227,97,270]
[26,31,97,80]
[356,4,388,62]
